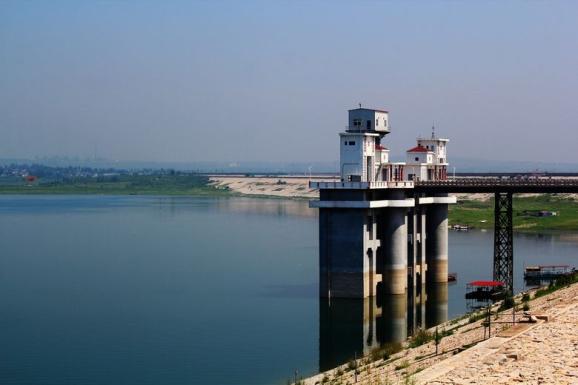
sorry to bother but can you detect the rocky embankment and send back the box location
[300,282,578,385]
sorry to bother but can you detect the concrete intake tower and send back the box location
[310,107,456,299]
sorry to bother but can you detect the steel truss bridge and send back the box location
[415,178,578,293]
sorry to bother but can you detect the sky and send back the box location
[1,1,578,164]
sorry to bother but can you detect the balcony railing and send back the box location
[309,180,413,190]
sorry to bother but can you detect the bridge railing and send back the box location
[416,178,578,188]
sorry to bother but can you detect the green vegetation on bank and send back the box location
[533,271,578,299]
[449,194,578,232]
[0,174,230,196]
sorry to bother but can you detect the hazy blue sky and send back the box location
[1,1,577,163]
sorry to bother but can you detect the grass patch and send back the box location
[449,195,578,231]
[0,174,232,197]
[468,311,487,324]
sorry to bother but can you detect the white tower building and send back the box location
[405,127,449,181]
[340,108,389,183]
[311,107,456,299]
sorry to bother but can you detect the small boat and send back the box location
[451,224,470,231]
[448,272,457,282]
[524,265,574,280]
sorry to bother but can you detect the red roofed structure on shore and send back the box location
[466,280,505,302]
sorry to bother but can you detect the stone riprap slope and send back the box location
[418,285,578,385]
[301,282,578,385]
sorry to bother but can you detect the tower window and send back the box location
[375,119,379,126]
[349,141,356,146]
[415,157,419,161]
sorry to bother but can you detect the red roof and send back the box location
[468,280,504,287]
[407,145,429,153]
[375,145,388,151]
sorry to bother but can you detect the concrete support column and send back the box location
[319,209,363,298]
[419,206,427,286]
[319,208,374,298]
[407,207,417,297]
[426,203,449,284]
[378,207,408,295]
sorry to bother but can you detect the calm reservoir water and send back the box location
[1,195,577,385]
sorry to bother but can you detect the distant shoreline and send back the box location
[2,175,578,232]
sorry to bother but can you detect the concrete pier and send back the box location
[316,191,455,299]
[426,201,449,283]
[378,207,408,295]
[319,208,368,298]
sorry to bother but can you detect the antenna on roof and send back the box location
[359,103,362,108]
[431,122,436,139]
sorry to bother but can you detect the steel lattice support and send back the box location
[493,192,513,293]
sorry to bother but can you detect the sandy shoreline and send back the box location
[209,176,333,199]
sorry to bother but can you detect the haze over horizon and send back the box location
[1,1,577,164]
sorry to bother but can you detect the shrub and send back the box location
[535,272,578,298]
[370,342,403,361]
[499,294,515,311]
[409,328,433,348]
[523,302,530,312]
[395,360,410,371]
[441,329,454,337]
[347,359,357,371]
[404,374,417,385]
[521,292,531,302]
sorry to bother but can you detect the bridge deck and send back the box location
[415,178,578,193]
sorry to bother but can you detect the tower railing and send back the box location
[310,181,414,190]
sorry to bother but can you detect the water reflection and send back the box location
[425,283,449,328]
[319,283,448,371]
[214,197,317,218]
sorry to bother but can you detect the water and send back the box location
[0,195,576,385]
